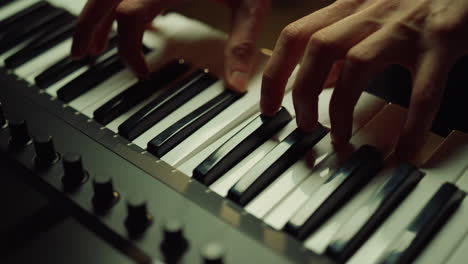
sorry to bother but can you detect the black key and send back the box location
[0,8,70,53]
[326,163,425,262]
[227,125,329,206]
[193,108,293,186]
[0,0,15,9]
[378,183,465,264]
[147,90,243,157]
[34,35,118,88]
[93,60,190,125]
[284,145,383,240]
[57,46,151,102]
[5,19,75,68]
[0,1,51,32]
[118,70,218,140]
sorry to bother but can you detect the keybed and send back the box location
[0,1,467,264]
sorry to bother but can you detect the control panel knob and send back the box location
[201,242,225,264]
[9,119,31,147]
[92,175,119,211]
[0,102,6,128]
[33,135,59,168]
[125,195,152,235]
[161,219,189,261]
[62,153,88,190]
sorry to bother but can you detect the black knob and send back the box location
[62,153,88,190]
[201,242,225,264]
[125,195,152,235]
[9,119,31,147]
[0,103,6,128]
[34,135,59,168]
[161,219,189,261]
[92,175,119,211]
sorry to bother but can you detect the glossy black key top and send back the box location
[94,60,190,125]
[147,90,243,157]
[0,1,51,32]
[118,70,218,140]
[57,46,151,102]
[227,125,329,206]
[5,19,75,68]
[34,35,118,88]
[378,183,465,264]
[326,163,425,262]
[193,108,293,186]
[284,145,383,240]
[0,8,69,53]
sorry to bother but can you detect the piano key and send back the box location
[0,0,16,9]
[0,7,69,53]
[57,53,124,103]
[227,125,329,206]
[93,59,190,125]
[0,0,47,31]
[161,68,290,167]
[284,145,383,240]
[245,91,386,219]
[302,133,443,255]
[35,35,118,88]
[178,113,259,176]
[5,18,75,68]
[414,167,468,264]
[377,183,465,264]
[325,163,425,262]
[263,104,406,230]
[445,226,468,264]
[147,90,243,157]
[348,131,468,264]
[193,108,292,185]
[118,70,218,140]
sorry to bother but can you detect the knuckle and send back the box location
[115,4,141,23]
[345,49,373,67]
[228,41,256,61]
[308,31,338,52]
[427,19,460,39]
[280,23,305,47]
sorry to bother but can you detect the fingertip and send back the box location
[227,70,249,93]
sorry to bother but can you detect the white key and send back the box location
[349,131,468,264]
[48,0,86,15]
[178,113,258,176]
[133,81,225,149]
[305,132,443,254]
[161,66,270,167]
[246,92,385,219]
[445,226,468,264]
[0,0,39,20]
[262,97,390,230]
[415,164,468,264]
[15,38,73,78]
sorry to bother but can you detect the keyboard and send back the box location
[0,0,468,263]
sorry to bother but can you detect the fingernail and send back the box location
[230,71,248,92]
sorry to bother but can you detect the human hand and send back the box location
[261,0,468,159]
[71,0,270,92]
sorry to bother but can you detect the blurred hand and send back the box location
[261,0,468,159]
[71,0,270,92]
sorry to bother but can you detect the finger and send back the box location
[224,0,270,92]
[292,8,382,132]
[72,0,122,59]
[89,12,115,56]
[261,0,373,116]
[395,49,454,160]
[116,0,172,78]
[323,60,343,88]
[329,25,418,144]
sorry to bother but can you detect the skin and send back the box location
[71,0,270,92]
[261,0,468,159]
[73,0,468,159]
